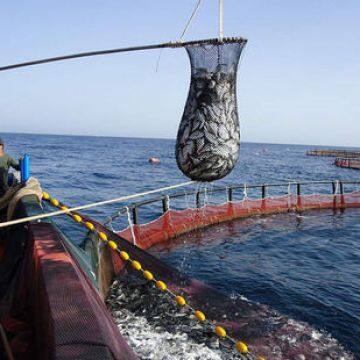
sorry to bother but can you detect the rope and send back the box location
[0,181,194,229]
[287,182,292,196]
[203,187,208,206]
[179,0,203,42]
[125,206,137,246]
[243,183,248,201]
[155,48,164,73]
[287,182,292,208]
[165,195,173,230]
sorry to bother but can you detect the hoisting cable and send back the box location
[179,0,203,42]
[0,37,246,73]
[219,0,224,41]
[0,180,194,229]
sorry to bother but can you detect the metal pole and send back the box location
[162,197,169,213]
[196,191,201,209]
[227,187,233,202]
[132,207,139,225]
[219,0,224,41]
[261,185,266,199]
[0,37,246,73]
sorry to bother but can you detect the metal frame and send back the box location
[105,180,360,225]
[0,37,247,73]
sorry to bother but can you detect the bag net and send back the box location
[176,39,246,181]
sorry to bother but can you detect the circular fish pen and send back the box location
[100,180,359,359]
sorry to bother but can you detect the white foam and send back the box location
[113,308,224,360]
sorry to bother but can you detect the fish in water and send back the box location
[176,42,245,182]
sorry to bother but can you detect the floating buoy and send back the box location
[60,205,69,212]
[120,251,130,261]
[50,198,59,207]
[85,222,95,231]
[143,270,154,281]
[156,280,167,291]
[194,310,206,322]
[98,232,108,241]
[108,241,118,250]
[131,260,142,271]
[175,295,186,306]
[148,157,160,164]
[73,214,82,223]
[215,326,227,338]
[42,192,50,200]
[236,341,248,354]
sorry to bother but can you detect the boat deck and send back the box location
[0,197,137,360]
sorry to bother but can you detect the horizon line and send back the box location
[1,130,359,150]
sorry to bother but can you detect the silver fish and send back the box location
[176,42,246,182]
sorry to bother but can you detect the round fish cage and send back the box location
[107,180,359,359]
[39,180,360,360]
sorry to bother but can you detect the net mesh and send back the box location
[108,192,359,359]
[176,40,246,181]
[118,192,360,250]
[2,222,137,360]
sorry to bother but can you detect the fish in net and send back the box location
[176,38,247,182]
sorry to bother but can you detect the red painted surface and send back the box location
[2,222,137,360]
[335,157,360,170]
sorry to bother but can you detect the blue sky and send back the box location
[0,0,359,146]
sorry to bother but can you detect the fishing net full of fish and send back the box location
[176,38,247,182]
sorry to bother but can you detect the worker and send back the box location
[0,138,20,197]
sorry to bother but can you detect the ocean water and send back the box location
[2,133,360,356]
[4,133,359,221]
[151,210,360,356]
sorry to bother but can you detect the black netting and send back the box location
[176,40,246,182]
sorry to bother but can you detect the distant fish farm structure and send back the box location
[306,149,360,158]
[335,157,360,170]
[306,149,360,170]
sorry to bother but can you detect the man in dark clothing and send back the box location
[0,138,20,197]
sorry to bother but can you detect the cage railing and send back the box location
[104,180,360,226]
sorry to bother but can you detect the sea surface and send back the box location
[3,133,360,356]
